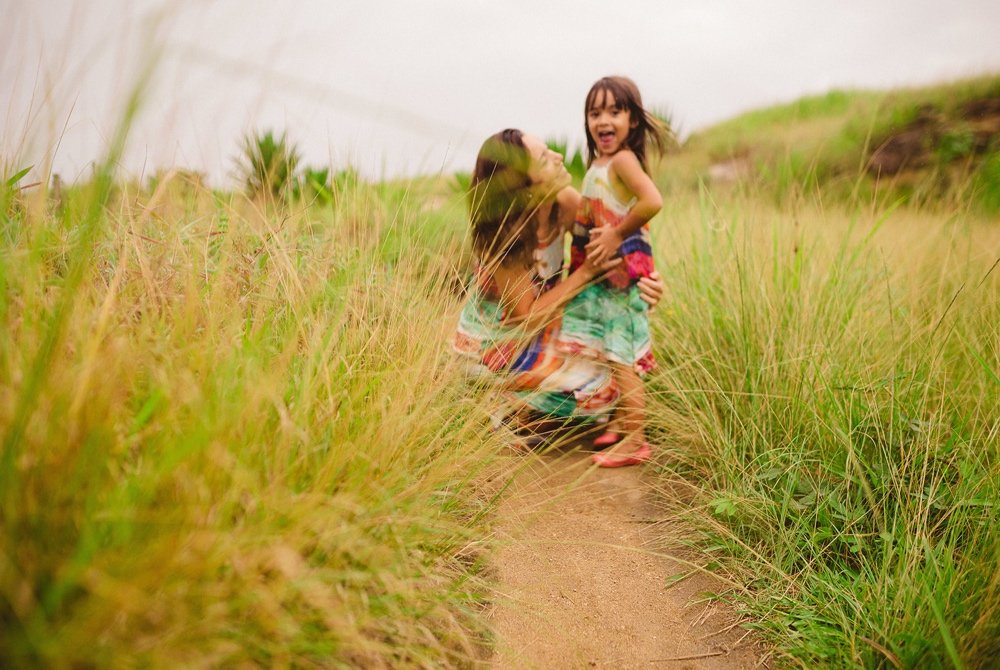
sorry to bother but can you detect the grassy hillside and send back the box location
[646,195,999,668]
[659,74,1000,214]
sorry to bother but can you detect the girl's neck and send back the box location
[534,201,557,243]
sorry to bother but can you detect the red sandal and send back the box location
[591,443,652,468]
[593,431,622,447]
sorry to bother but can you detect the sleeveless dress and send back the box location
[558,162,656,375]
[569,163,655,288]
[452,233,620,419]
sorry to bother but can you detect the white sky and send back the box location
[4,0,1000,185]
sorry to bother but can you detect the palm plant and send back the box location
[652,107,681,152]
[545,138,587,183]
[239,130,301,200]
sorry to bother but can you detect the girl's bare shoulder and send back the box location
[490,260,531,290]
[609,149,641,173]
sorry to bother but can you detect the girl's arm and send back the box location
[586,151,662,265]
[493,256,620,334]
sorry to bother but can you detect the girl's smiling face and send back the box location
[522,134,571,193]
[587,89,635,158]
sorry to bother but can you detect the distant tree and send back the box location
[452,171,472,195]
[239,130,301,200]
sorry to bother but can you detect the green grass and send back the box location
[645,188,999,667]
[665,74,1000,214]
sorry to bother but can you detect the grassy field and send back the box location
[642,77,999,667]
[2,76,998,667]
[646,190,999,668]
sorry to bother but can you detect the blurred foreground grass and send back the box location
[1,169,502,666]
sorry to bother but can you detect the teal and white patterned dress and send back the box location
[453,235,620,419]
[560,163,655,375]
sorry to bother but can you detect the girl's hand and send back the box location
[637,271,665,308]
[586,226,623,265]
[581,252,623,279]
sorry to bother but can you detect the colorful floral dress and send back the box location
[560,163,656,375]
[569,163,655,288]
[452,235,620,419]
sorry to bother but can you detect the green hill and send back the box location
[660,74,1000,214]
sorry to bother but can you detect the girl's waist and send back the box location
[569,225,650,248]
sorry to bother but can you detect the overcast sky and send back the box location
[4,0,1000,184]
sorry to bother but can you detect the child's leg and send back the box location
[592,363,651,467]
[593,283,653,466]
[610,363,646,450]
[618,284,653,448]
[593,407,624,446]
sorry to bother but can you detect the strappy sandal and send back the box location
[591,443,652,468]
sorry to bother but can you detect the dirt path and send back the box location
[488,442,764,669]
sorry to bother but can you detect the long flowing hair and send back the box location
[584,76,667,172]
[467,129,540,269]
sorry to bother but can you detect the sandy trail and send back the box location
[488,442,763,669]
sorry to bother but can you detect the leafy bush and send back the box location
[972,149,1000,213]
[239,130,301,201]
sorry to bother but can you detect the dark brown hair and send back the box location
[468,129,539,268]
[584,76,666,172]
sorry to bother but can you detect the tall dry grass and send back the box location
[1,159,502,666]
[645,183,999,667]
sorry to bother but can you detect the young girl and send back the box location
[559,76,666,467]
